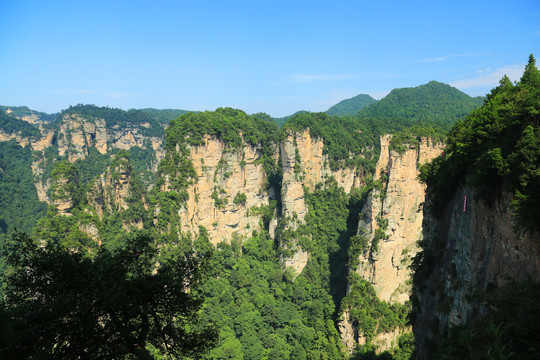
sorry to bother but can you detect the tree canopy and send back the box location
[326,94,377,116]
[419,54,540,230]
[0,232,217,359]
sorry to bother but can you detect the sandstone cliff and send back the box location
[280,128,364,274]
[339,135,442,354]
[413,186,540,359]
[56,114,164,164]
[0,112,166,203]
[169,135,276,245]
[355,136,443,303]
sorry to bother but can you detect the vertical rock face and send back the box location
[280,128,364,274]
[281,129,362,221]
[178,136,274,245]
[87,157,136,217]
[0,131,30,147]
[355,136,443,303]
[57,114,108,161]
[414,186,540,359]
[57,114,164,162]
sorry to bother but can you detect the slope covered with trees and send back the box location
[0,111,42,138]
[326,94,377,116]
[0,73,504,358]
[413,55,540,360]
[359,81,484,129]
[419,55,540,230]
[0,141,48,244]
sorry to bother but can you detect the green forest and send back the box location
[414,55,540,359]
[0,66,538,359]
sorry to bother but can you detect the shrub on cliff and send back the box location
[420,54,540,231]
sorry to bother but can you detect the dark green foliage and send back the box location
[430,280,540,360]
[350,332,414,360]
[233,192,247,206]
[199,230,346,359]
[75,147,112,186]
[0,141,47,243]
[327,94,378,116]
[272,110,309,127]
[282,112,380,172]
[0,111,41,138]
[359,81,484,128]
[49,160,81,205]
[127,146,158,183]
[0,231,217,359]
[165,108,279,150]
[355,285,407,340]
[342,274,409,340]
[0,105,58,123]
[34,206,95,251]
[139,108,190,124]
[420,55,540,230]
[62,104,165,137]
[389,126,445,154]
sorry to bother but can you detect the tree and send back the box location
[0,231,217,359]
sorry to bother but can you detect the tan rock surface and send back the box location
[280,128,364,273]
[356,137,443,303]
[178,136,271,245]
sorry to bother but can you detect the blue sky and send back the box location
[1,0,539,117]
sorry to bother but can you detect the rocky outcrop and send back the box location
[51,174,76,217]
[339,309,410,355]
[55,113,164,163]
[31,130,55,151]
[355,136,443,303]
[87,157,137,218]
[280,129,364,274]
[175,136,275,245]
[57,114,109,161]
[281,129,363,221]
[413,186,540,359]
[0,131,30,147]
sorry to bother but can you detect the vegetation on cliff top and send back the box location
[0,105,58,123]
[420,54,540,231]
[0,111,41,139]
[61,104,165,137]
[165,107,279,150]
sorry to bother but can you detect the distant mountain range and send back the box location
[357,81,485,126]
[326,94,377,115]
[1,81,484,128]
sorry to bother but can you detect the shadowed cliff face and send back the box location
[339,136,443,353]
[413,185,540,359]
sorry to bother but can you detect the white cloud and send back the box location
[283,71,408,85]
[418,52,489,63]
[47,89,99,95]
[450,65,523,89]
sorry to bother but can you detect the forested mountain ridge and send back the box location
[1,65,538,359]
[326,94,377,116]
[359,81,484,128]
